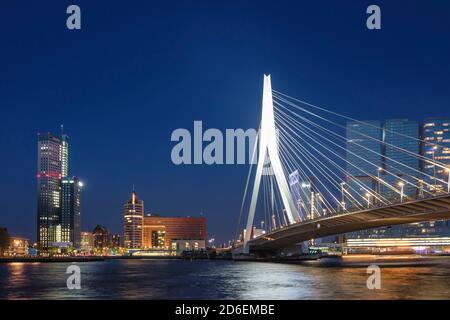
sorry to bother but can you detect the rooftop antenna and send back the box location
[131,184,136,204]
[61,124,64,136]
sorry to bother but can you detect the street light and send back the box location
[398,182,405,202]
[432,146,438,192]
[377,167,383,204]
[446,168,450,193]
[418,179,425,198]
[340,182,346,211]
[365,192,371,208]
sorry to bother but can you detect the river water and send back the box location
[1,257,450,299]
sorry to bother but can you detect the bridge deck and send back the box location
[249,194,450,251]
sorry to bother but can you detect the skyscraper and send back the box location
[345,121,382,207]
[380,119,420,200]
[61,126,69,178]
[61,177,82,248]
[124,189,144,249]
[37,132,68,250]
[422,118,450,193]
[346,118,450,239]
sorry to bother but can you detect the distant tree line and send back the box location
[0,227,10,256]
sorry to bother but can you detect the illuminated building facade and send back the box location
[92,225,110,249]
[111,234,122,248]
[345,121,382,208]
[123,190,143,249]
[61,177,82,248]
[142,215,206,249]
[37,132,68,249]
[6,237,29,256]
[80,231,94,252]
[346,237,450,254]
[417,118,450,234]
[422,118,450,193]
[380,119,420,199]
[346,118,450,240]
[170,239,206,255]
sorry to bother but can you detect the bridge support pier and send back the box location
[276,241,310,257]
[237,241,312,260]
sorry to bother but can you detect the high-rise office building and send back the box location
[346,118,450,239]
[61,128,69,178]
[345,120,414,239]
[37,132,68,249]
[380,119,420,200]
[372,119,420,238]
[422,118,450,193]
[37,129,83,252]
[345,121,382,207]
[124,190,144,249]
[61,177,82,248]
[415,118,450,237]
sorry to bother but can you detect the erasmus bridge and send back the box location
[235,75,450,256]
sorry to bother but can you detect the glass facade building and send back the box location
[380,119,420,200]
[37,130,82,252]
[61,177,82,248]
[422,118,450,193]
[345,121,382,208]
[346,118,450,239]
[37,133,68,250]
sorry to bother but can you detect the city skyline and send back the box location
[29,115,450,246]
[345,117,450,240]
[3,1,450,305]
[1,1,450,244]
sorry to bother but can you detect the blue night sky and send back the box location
[0,1,449,243]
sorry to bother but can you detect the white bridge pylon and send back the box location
[244,75,299,253]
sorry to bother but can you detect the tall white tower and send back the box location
[243,75,299,253]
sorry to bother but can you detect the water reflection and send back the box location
[5,263,26,299]
[1,257,450,299]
